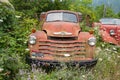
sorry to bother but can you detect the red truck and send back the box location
[28,10,97,67]
[94,18,120,45]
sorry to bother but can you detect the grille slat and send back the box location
[38,50,86,57]
[39,40,86,44]
[39,47,85,52]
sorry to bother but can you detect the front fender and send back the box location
[100,30,118,45]
[29,31,47,52]
[78,32,95,58]
[30,31,47,40]
[78,32,94,41]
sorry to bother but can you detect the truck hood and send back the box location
[100,25,117,33]
[42,22,80,37]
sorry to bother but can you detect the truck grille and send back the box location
[39,39,87,57]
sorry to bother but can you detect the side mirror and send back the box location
[78,12,82,22]
[40,12,46,21]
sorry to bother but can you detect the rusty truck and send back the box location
[28,10,97,67]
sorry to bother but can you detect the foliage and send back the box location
[0,2,37,80]
[94,5,118,21]
[10,0,71,18]
[68,0,96,23]
[0,2,16,79]
[0,2,15,32]
[0,0,120,80]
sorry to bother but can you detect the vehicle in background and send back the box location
[95,18,120,45]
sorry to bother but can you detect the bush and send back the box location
[0,2,16,32]
[0,2,36,80]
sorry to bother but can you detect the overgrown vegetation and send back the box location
[0,0,120,80]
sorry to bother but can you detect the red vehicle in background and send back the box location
[96,18,120,45]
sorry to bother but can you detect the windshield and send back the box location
[114,19,120,25]
[46,12,77,23]
[100,18,120,25]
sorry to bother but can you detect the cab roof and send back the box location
[46,10,82,15]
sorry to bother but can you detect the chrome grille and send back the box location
[39,40,87,57]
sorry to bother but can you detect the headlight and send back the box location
[88,37,96,46]
[29,36,36,45]
[110,30,115,35]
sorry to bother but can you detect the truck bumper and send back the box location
[27,57,97,68]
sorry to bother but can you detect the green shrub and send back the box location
[0,2,16,32]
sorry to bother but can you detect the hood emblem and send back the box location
[53,31,72,35]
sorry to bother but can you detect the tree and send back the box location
[10,0,71,18]
[95,4,116,21]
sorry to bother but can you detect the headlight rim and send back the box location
[88,37,96,46]
[110,29,115,36]
[29,36,36,45]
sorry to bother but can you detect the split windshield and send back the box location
[100,18,120,25]
[46,12,77,23]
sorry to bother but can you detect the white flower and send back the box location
[82,75,85,78]
[25,48,30,51]
[105,48,111,51]
[0,68,3,72]
[113,47,117,51]
[117,56,120,58]
[15,15,21,18]
[105,48,109,51]
[114,51,118,53]
[24,41,27,44]
[99,58,103,61]
[108,57,111,61]
[102,44,105,47]
[0,19,3,22]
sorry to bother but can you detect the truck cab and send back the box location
[28,10,97,67]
